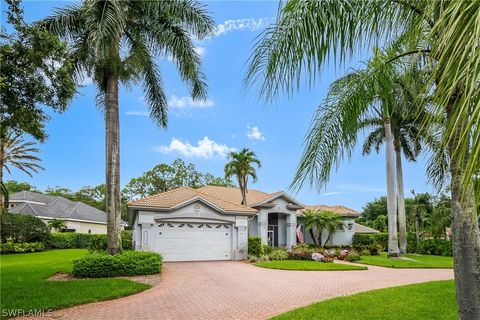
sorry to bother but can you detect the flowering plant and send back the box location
[337,249,349,260]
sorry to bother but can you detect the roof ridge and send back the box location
[67,202,82,218]
[193,188,256,212]
[201,185,268,195]
[127,187,195,205]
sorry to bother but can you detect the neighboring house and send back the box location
[8,191,120,234]
[354,223,380,234]
[127,186,360,262]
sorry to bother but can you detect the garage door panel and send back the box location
[153,222,232,261]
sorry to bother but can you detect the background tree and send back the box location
[43,0,215,254]
[4,180,38,194]
[0,133,44,211]
[47,219,66,232]
[224,148,261,205]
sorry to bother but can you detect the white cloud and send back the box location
[247,125,265,141]
[125,111,149,116]
[213,18,273,37]
[319,191,346,196]
[194,46,207,57]
[154,137,235,158]
[168,95,214,109]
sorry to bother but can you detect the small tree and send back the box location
[47,219,66,232]
[224,148,261,205]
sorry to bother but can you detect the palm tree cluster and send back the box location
[245,1,480,317]
[224,148,261,205]
[303,209,344,247]
[41,0,215,254]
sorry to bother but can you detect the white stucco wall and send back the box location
[40,218,107,234]
[131,200,249,260]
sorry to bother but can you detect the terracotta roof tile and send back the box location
[127,187,257,214]
[355,223,380,233]
[299,204,360,217]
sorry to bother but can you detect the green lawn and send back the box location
[357,253,453,268]
[254,260,367,271]
[0,249,150,318]
[272,280,457,320]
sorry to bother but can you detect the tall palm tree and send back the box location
[244,2,480,315]
[224,148,261,205]
[0,132,44,211]
[361,86,434,253]
[42,0,215,254]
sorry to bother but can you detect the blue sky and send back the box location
[3,1,434,211]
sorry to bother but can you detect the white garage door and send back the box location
[153,222,232,261]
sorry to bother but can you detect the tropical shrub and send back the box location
[72,251,162,278]
[324,249,338,258]
[359,248,371,256]
[0,213,49,243]
[289,244,316,260]
[0,242,45,254]
[248,237,263,257]
[417,239,452,256]
[269,248,288,260]
[368,243,384,255]
[262,244,274,254]
[345,251,360,262]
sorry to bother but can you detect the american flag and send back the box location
[296,225,304,244]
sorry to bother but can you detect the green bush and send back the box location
[262,244,274,254]
[46,231,132,251]
[353,232,417,253]
[417,239,452,256]
[72,251,162,278]
[368,243,384,255]
[0,213,49,243]
[289,244,316,260]
[268,248,289,260]
[0,242,46,254]
[248,237,263,257]
[359,248,371,256]
[345,251,360,262]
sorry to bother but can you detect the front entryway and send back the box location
[153,222,232,261]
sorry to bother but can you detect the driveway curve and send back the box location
[30,261,453,320]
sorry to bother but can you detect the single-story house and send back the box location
[127,186,361,262]
[8,191,120,234]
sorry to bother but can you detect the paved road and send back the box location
[28,261,453,320]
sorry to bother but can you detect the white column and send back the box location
[257,210,268,245]
[286,213,297,248]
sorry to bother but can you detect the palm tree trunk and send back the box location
[309,229,317,246]
[415,208,420,247]
[0,137,4,213]
[384,118,400,257]
[395,145,408,254]
[240,177,247,205]
[105,72,122,255]
[446,102,480,319]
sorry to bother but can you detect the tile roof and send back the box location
[300,204,360,217]
[8,191,110,223]
[127,187,257,214]
[197,185,273,206]
[355,223,380,234]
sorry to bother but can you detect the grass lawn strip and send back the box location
[254,260,367,271]
[271,280,456,320]
[0,249,150,318]
[357,253,453,268]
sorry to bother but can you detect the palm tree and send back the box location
[224,148,261,205]
[303,209,323,246]
[0,132,44,211]
[47,219,66,232]
[361,85,434,253]
[322,212,345,246]
[42,1,215,254]
[244,2,480,315]
[303,209,344,246]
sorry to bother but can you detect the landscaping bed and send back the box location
[254,260,367,271]
[357,253,453,268]
[271,280,456,319]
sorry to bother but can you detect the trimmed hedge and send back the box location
[248,237,263,257]
[0,242,46,254]
[353,232,452,256]
[72,251,162,278]
[46,230,133,250]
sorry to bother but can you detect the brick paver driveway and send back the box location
[42,261,453,320]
